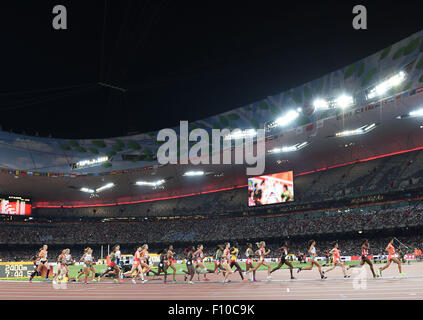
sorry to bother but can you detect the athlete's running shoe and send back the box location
[297,267,302,273]
[290,277,296,280]
[131,279,136,284]
[142,280,148,284]
[203,278,210,281]
[267,276,272,280]
[184,274,187,282]
[399,272,406,276]
[344,275,350,278]
[114,279,119,283]
[377,268,382,277]
[321,274,327,279]
[188,281,194,284]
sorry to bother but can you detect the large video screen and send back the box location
[248,171,294,207]
[0,196,31,216]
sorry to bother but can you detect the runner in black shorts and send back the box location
[347,239,377,278]
[154,249,169,283]
[270,241,296,279]
[182,246,196,284]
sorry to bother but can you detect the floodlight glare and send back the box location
[268,141,309,153]
[409,108,423,117]
[275,110,299,127]
[367,71,406,99]
[136,180,165,187]
[95,183,115,193]
[184,171,204,176]
[223,129,257,140]
[335,95,354,109]
[80,187,95,193]
[313,99,329,110]
[335,123,376,137]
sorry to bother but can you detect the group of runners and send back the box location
[27,238,408,284]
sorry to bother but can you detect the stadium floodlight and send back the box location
[367,71,406,99]
[95,183,115,193]
[184,170,204,176]
[335,95,354,109]
[275,110,299,127]
[80,187,95,193]
[223,129,257,140]
[409,108,423,117]
[73,156,109,169]
[335,123,376,137]
[313,98,329,111]
[268,141,309,153]
[136,179,165,187]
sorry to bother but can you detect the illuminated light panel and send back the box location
[367,71,406,99]
[275,110,299,127]
[184,170,205,176]
[335,123,376,137]
[95,183,115,193]
[136,180,165,187]
[313,99,329,110]
[335,95,354,109]
[80,187,95,193]
[73,156,109,169]
[223,129,257,140]
[268,142,309,153]
[409,108,423,117]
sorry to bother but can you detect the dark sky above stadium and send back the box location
[1,0,423,138]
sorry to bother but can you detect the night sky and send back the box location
[1,0,423,138]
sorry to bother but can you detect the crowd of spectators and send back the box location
[1,202,423,261]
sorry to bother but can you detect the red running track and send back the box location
[1,263,423,300]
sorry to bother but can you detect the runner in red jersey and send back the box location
[378,239,405,276]
[323,243,349,278]
[221,242,234,284]
[166,245,177,282]
[347,239,377,278]
[123,246,147,283]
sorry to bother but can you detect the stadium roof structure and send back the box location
[2,30,423,206]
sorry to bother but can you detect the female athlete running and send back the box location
[244,243,257,282]
[229,242,245,280]
[167,245,177,282]
[221,242,234,284]
[29,245,51,282]
[53,249,68,284]
[100,245,122,282]
[323,243,349,278]
[155,249,169,283]
[79,247,97,284]
[194,244,213,281]
[245,241,272,281]
[213,245,225,275]
[270,241,296,279]
[297,240,326,279]
[347,239,377,278]
[124,246,147,283]
[183,246,196,284]
[378,239,405,276]
[140,244,152,275]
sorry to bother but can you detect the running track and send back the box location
[1,263,422,300]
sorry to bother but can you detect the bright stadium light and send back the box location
[275,110,299,127]
[268,142,309,153]
[335,123,376,137]
[367,71,406,99]
[409,108,423,117]
[313,98,329,110]
[72,156,109,170]
[95,183,115,193]
[335,95,354,109]
[223,129,257,140]
[184,170,204,176]
[80,187,95,193]
[136,179,165,187]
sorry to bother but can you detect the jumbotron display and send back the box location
[248,171,294,206]
[0,196,31,216]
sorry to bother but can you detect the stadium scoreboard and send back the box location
[0,195,31,216]
[0,262,33,279]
